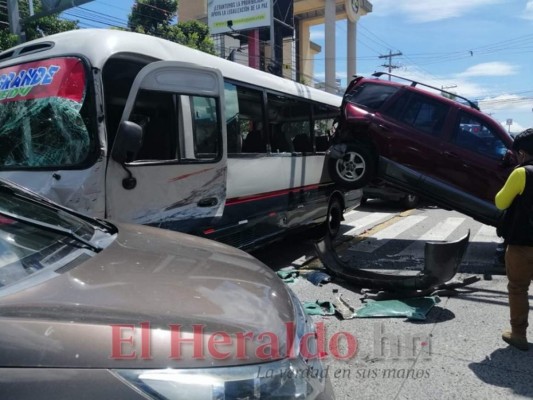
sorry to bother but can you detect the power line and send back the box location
[379,50,402,78]
[14,2,530,101]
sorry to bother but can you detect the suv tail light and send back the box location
[344,102,371,122]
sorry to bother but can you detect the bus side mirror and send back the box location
[111,121,144,164]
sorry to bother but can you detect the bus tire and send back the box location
[327,197,343,238]
[303,197,343,241]
[328,144,376,189]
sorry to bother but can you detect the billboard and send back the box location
[208,0,272,35]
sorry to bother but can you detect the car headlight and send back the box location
[112,290,328,399]
[114,356,325,399]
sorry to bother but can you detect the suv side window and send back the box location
[452,112,507,160]
[344,83,399,111]
[393,93,449,136]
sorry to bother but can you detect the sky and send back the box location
[309,0,533,133]
[64,0,533,133]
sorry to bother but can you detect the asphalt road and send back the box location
[251,200,533,400]
[252,198,505,275]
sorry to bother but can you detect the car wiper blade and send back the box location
[0,210,102,253]
[92,217,118,234]
[0,182,117,234]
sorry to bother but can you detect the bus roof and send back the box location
[0,29,341,107]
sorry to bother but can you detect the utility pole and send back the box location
[441,84,457,100]
[379,50,402,80]
[7,0,94,43]
[7,0,21,37]
[442,85,457,91]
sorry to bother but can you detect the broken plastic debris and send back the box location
[276,267,299,283]
[302,300,335,316]
[333,294,356,319]
[306,270,331,286]
[355,296,440,321]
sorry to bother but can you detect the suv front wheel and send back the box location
[328,144,376,189]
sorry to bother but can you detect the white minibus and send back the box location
[0,29,361,250]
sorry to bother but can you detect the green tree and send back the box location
[128,0,215,54]
[0,0,78,51]
[128,0,177,34]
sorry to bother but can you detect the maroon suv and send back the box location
[328,72,517,226]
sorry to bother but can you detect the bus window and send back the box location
[130,89,177,161]
[191,96,219,160]
[224,83,242,154]
[129,90,221,163]
[268,93,312,153]
[313,103,338,152]
[235,86,265,153]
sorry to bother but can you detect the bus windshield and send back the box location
[0,57,94,169]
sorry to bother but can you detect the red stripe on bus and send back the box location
[168,167,214,182]
[226,184,322,206]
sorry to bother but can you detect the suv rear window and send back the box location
[344,82,399,111]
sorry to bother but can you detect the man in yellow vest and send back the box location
[495,128,533,351]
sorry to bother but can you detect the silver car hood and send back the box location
[0,223,296,368]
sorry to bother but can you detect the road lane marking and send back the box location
[471,224,499,243]
[348,215,427,253]
[398,217,465,257]
[342,211,396,236]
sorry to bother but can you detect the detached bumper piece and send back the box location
[314,231,478,294]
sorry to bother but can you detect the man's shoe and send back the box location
[502,330,529,351]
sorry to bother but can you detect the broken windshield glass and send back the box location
[0,57,93,169]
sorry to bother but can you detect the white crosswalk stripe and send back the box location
[471,224,499,243]
[463,224,502,263]
[419,217,466,241]
[348,215,427,253]
[339,209,502,267]
[398,217,465,257]
[342,211,396,237]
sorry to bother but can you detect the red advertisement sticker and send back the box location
[0,57,86,104]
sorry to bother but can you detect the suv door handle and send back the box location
[442,151,459,158]
[197,197,218,207]
[442,151,469,168]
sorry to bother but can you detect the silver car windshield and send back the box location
[0,182,104,288]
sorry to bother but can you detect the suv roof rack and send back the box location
[371,72,480,111]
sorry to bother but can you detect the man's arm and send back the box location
[495,167,526,210]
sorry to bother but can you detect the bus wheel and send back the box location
[327,198,343,238]
[328,144,376,189]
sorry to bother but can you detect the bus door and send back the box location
[105,61,227,232]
